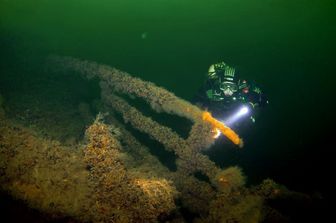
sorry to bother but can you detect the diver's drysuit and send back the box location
[195,62,268,124]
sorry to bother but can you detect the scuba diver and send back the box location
[195,61,268,127]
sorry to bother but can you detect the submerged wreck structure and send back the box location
[0,57,305,222]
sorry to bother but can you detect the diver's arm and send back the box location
[193,75,215,107]
[250,84,269,108]
[238,80,268,108]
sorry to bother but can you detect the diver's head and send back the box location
[222,65,236,85]
[215,62,238,96]
[214,62,237,81]
[223,66,235,78]
[220,81,238,96]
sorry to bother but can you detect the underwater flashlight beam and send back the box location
[223,105,250,127]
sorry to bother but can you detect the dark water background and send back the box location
[1,0,335,217]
